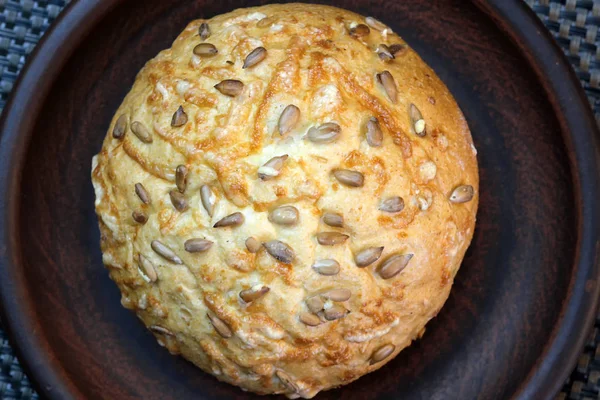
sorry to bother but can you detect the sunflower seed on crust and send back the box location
[366,117,383,147]
[258,155,288,180]
[199,23,210,40]
[169,190,188,212]
[276,370,299,393]
[306,122,341,143]
[138,254,157,282]
[379,253,413,279]
[370,344,396,364]
[240,286,270,303]
[299,312,322,326]
[200,185,215,216]
[193,43,218,57]
[171,106,188,127]
[349,24,370,38]
[149,325,174,336]
[113,114,127,139]
[243,47,267,69]
[324,304,348,320]
[449,185,475,203]
[365,16,389,32]
[268,205,299,226]
[321,288,351,302]
[135,183,151,204]
[317,232,349,246]
[377,71,397,103]
[245,237,261,253]
[263,240,295,263]
[278,105,300,135]
[410,103,426,137]
[323,212,344,227]
[131,121,153,143]
[389,44,407,56]
[132,210,148,224]
[355,246,384,267]
[213,212,244,228]
[376,44,394,61]
[214,79,243,97]
[379,197,404,213]
[207,313,232,338]
[175,165,188,193]
[333,169,364,187]
[312,259,340,276]
[151,240,183,264]
[306,296,325,313]
[184,238,213,253]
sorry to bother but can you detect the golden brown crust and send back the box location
[91,4,478,398]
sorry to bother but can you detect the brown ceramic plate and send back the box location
[0,0,599,399]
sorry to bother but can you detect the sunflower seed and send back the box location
[370,344,396,364]
[410,104,426,137]
[132,210,148,224]
[299,312,322,326]
[171,106,188,127]
[321,288,351,302]
[245,237,261,253]
[376,44,394,61]
[193,43,218,57]
[240,286,270,303]
[135,183,151,204]
[213,212,244,228]
[138,254,157,282]
[324,304,348,320]
[306,296,325,313]
[350,24,370,38]
[214,79,243,97]
[184,238,213,253]
[449,185,475,203]
[175,165,188,193]
[257,16,275,28]
[365,16,389,32]
[389,44,406,56]
[312,259,340,276]
[379,197,404,213]
[333,169,364,187]
[149,325,174,336]
[366,117,383,147]
[355,247,384,267]
[199,22,210,40]
[151,240,183,264]
[268,205,299,226]
[207,314,232,338]
[278,105,300,135]
[317,232,349,245]
[276,370,299,393]
[379,253,413,279]
[263,240,295,263]
[306,122,341,143]
[113,114,127,139]
[200,185,215,216]
[169,190,188,212]
[377,71,397,103]
[131,121,153,143]
[258,155,288,180]
[243,47,267,69]
[323,212,344,227]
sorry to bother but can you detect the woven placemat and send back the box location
[0,1,598,399]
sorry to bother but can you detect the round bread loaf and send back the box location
[91,3,478,398]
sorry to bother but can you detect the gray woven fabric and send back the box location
[0,1,597,399]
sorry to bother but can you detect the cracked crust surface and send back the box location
[91,4,478,398]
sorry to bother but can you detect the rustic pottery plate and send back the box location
[1,0,599,399]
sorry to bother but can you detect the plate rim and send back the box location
[0,1,598,399]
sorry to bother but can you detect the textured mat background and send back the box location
[0,0,598,399]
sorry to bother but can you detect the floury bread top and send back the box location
[91,4,478,398]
